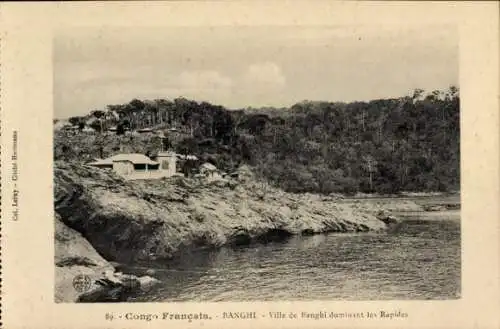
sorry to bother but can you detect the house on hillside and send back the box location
[82,126,96,134]
[63,125,80,131]
[153,151,178,177]
[177,154,199,161]
[88,152,178,180]
[199,162,222,182]
[61,125,80,135]
[137,128,153,133]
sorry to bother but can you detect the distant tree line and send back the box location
[63,87,460,194]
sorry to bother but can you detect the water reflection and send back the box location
[127,212,460,302]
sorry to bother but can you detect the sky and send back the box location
[53,25,458,119]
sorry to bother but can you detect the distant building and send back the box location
[82,126,96,134]
[88,151,203,180]
[177,154,199,161]
[137,128,153,133]
[154,151,178,177]
[88,153,158,174]
[199,162,222,181]
[88,153,175,180]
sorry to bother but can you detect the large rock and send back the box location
[375,210,401,225]
[55,214,159,302]
[54,161,406,264]
[55,213,116,302]
[136,275,161,291]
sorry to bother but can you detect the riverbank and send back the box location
[54,161,430,302]
[125,213,461,302]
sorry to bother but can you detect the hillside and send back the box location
[54,161,421,263]
[56,87,460,194]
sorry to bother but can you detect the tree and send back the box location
[89,121,102,133]
[95,135,105,159]
[412,88,425,101]
[362,155,378,192]
[91,110,105,119]
[176,137,199,155]
[241,114,269,135]
[181,159,198,177]
[54,88,460,194]
[90,110,106,132]
[213,108,234,143]
[129,99,145,111]
[68,116,82,126]
[116,123,125,135]
[121,119,131,131]
[161,136,172,151]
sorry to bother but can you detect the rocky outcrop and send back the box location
[423,203,460,211]
[55,214,159,303]
[375,210,401,225]
[54,161,415,265]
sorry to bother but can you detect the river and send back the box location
[126,207,461,301]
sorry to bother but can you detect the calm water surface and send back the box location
[128,210,460,301]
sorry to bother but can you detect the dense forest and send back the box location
[59,87,460,195]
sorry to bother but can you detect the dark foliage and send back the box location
[116,124,125,135]
[57,87,460,195]
[78,122,85,131]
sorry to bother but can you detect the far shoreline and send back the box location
[340,191,461,204]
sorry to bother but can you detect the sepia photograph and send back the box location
[52,24,460,303]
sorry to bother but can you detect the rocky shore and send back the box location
[54,161,423,302]
[55,213,160,302]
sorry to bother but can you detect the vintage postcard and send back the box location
[1,1,499,328]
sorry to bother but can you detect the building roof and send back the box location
[177,154,199,160]
[88,153,158,166]
[88,159,114,166]
[201,163,217,171]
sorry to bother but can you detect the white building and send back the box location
[88,153,175,180]
[82,126,96,134]
[154,151,178,177]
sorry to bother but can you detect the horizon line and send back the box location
[54,85,459,120]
